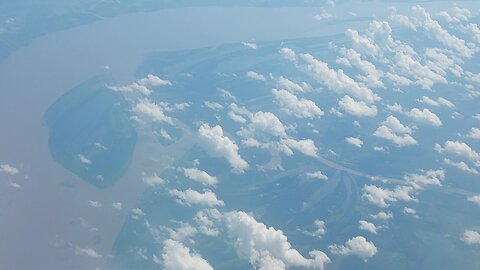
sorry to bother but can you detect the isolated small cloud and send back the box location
[246,71,266,81]
[345,137,363,148]
[306,171,328,181]
[182,167,218,186]
[0,164,19,176]
[329,236,377,261]
[169,188,224,207]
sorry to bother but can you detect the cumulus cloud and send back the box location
[443,158,479,175]
[329,236,377,261]
[279,47,297,62]
[182,167,218,186]
[78,154,91,165]
[228,111,247,124]
[198,124,248,173]
[359,220,380,234]
[242,42,257,49]
[204,101,223,111]
[434,140,479,164]
[362,184,416,208]
[75,247,102,258]
[169,189,224,207]
[87,200,102,208]
[246,71,266,81]
[467,127,480,140]
[308,220,327,238]
[403,207,419,218]
[467,195,480,207]
[411,6,475,58]
[345,137,363,148]
[297,53,380,104]
[461,230,480,245]
[224,211,330,270]
[306,171,328,181]
[277,76,310,92]
[142,173,166,187]
[338,95,377,117]
[0,164,19,175]
[404,169,445,189]
[373,116,417,147]
[131,208,146,219]
[272,89,324,119]
[133,99,173,125]
[249,111,288,137]
[161,239,214,270]
[137,74,172,87]
[405,108,442,127]
[112,202,122,210]
[417,96,455,108]
[281,138,319,158]
[370,211,393,220]
[336,47,384,88]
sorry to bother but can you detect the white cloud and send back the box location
[345,137,363,148]
[443,158,479,175]
[108,82,151,96]
[309,220,327,238]
[474,114,480,120]
[313,11,334,21]
[373,146,386,152]
[404,169,445,189]
[374,116,417,147]
[279,47,297,62]
[336,47,384,88]
[405,108,442,127]
[75,247,102,258]
[133,99,173,125]
[137,74,172,87]
[249,111,288,137]
[198,124,248,173]
[78,154,91,165]
[467,195,480,207]
[161,222,198,242]
[142,173,166,187]
[112,202,122,210]
[417,96,455,108]
[467,127,480,140]
[306,171,328,181]
[131,208,146,219]
[218,88,237,102]
[224,211,330,269]
[161,239,214,270]
[281,138,319,158]
[345,28,382,58]
[160,129,173,141]
[411,6,475,58]
[328,236,377,261]
[297,53,380,104]
[242,42,257,49]
[278,76,310,92]
[359,220,380,234]
[272,89,324,119]
[246,71,266,81]
[435,140,479,164]
[362,184,416,208]
[228,111,247,124]
[9,182,21,189]
[370,211,393,220]
[0,164,19,175]
[87,200,102,208]
[195,209,222,236]
[204,101,224,111]
[437,7,471,23]
[403,207,418,218]
[461,230,480,245]
[338,95,377,117]
[169,189,224,207]
[182,167,218,186]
